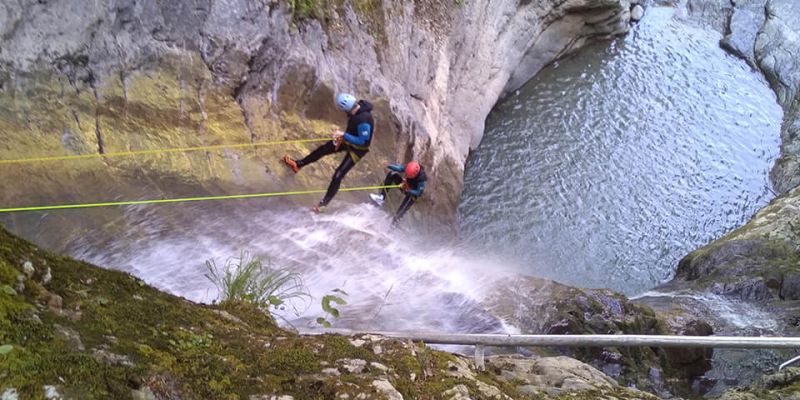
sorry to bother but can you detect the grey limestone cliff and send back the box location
[0,0,634,220]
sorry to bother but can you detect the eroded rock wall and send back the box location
[0,0,633,220]
[683,0,800,194]
[651,0,800,320]
[483,276,712,397]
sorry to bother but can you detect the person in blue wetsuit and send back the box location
[370,160,426,224]
[282,93,374,213]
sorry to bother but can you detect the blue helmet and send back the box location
[335,93,357,112]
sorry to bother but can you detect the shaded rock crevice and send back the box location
[91,84,105,155]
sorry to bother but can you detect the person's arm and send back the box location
[343,123,372,146]
[407,180,426,197]
[387,164,405,173]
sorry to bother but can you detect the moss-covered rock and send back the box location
[482,276,710,396]
[484,355,659,400]
[716,367,800,399]
[0,225,660,399]
[673,238,800,302]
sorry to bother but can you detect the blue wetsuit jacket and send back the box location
[342,100,374,150]
[388,164,427,197]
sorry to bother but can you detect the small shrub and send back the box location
[316,288,348,328]
[205,251,309,314]
[288,0,319,20]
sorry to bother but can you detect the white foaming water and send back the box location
[633,290,778,332]
[61,200,516,333]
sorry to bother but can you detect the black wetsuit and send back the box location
[381,164,427,223]
[296,100,374,206]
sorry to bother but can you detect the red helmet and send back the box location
[405,161,421,179]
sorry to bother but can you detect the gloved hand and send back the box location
[401,181,410,192]
[333,130,344,150]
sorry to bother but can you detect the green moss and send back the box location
[553,388,657,400]
[260,338,320,375]
[288,0,320,20]
[217,301,278,331]
[389,352,422,377]
[0,259,18,285]
[476,370,529,399]
[316,335,375,361]
[0,225,287,399]
[0,224,657,399]
[351,0,388,46]
[286,0,388,47]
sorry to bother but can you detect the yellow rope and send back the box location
[0,138,331,165]
[0,185,400,213]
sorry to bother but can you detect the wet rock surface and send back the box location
[672,239,798,302]
[0,0,633,223]
[637,235,800,395]
[618,1,800,394]
[483,276,711,396]
[716,367,800,399]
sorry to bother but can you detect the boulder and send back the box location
[483,277,665,390]
[631,5,644,21]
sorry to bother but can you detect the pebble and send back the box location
[22,262,34,277]
[47,294,63,311]
[42,267,52,285]
[631,5,645,21]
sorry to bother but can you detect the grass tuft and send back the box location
[204,250,309,314]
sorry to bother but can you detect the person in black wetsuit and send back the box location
[370,160,426,224]
[282,93,374,213]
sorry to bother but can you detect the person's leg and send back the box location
[297,140,340,167]
[318,153,357,207]
[380,172,403,198]
[392,195,417,224]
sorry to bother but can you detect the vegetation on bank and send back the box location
[2,221,795,399]
[287,0,465,21]
[287,0,376,21]
[204,250,310,315]
[0,226,528,399]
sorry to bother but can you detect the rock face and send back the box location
[635,191,800,392]
[684,0,800,195]
[482,277,711,396]
[651,185,800,328]
[621,1,800,394]
[716,367,800,399]
[631,5,645,21]
[673,239,797,302]
[484,278,661,339]
[486,355,659,399]
[0,0,632,222]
